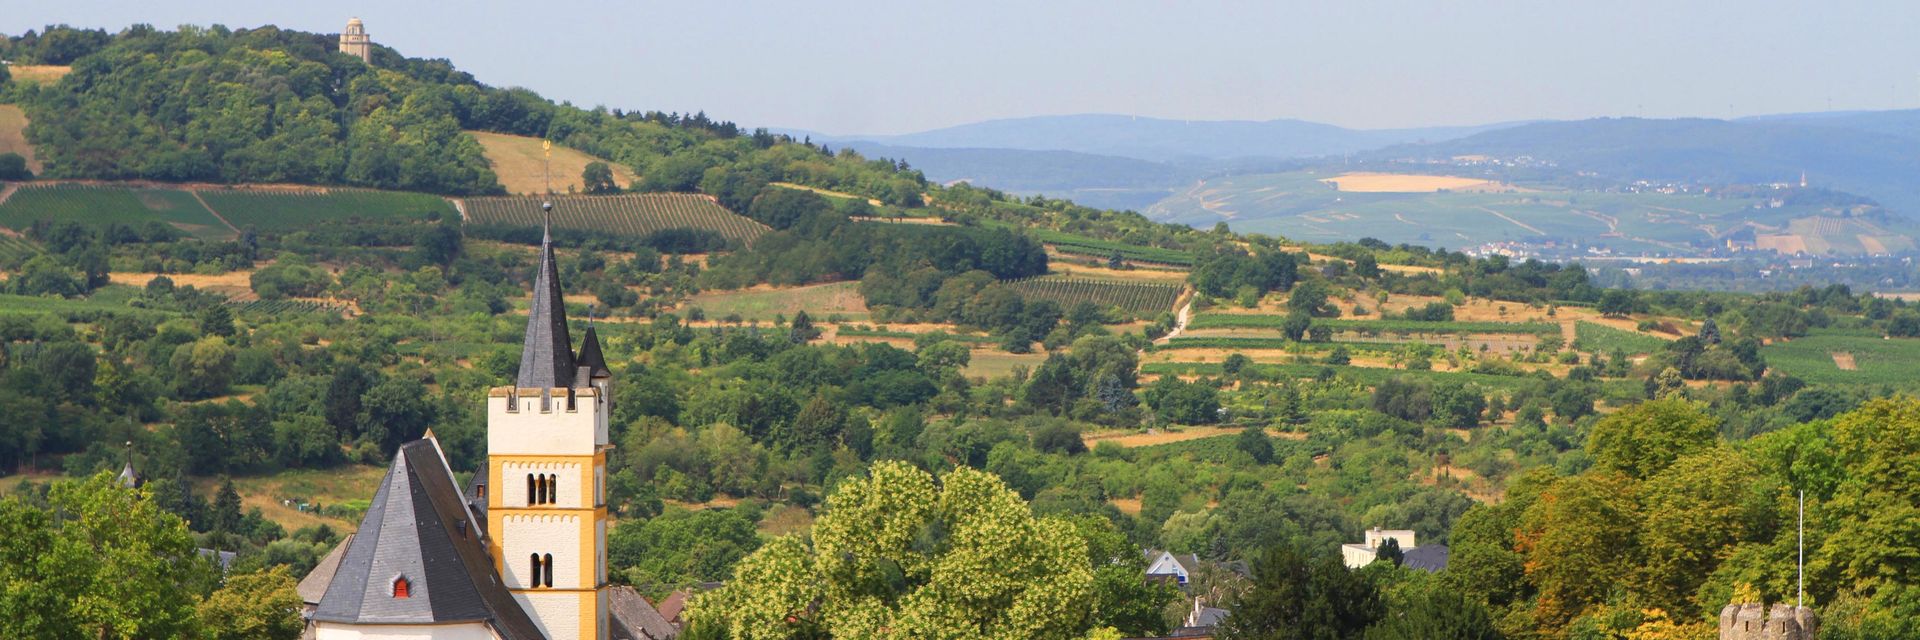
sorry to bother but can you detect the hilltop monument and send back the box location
[339,18,372,63]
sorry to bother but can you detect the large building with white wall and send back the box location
[299,213,651,640]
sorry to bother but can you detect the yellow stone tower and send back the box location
[339,17,372,63]
[484,206,613,640]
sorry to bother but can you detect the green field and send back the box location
[198,188,454,231]
[465,193,767,245]
[1006,276,1182,315]
[0,184,233,239]
[688,281,870,322]
[1760,329,1920,386]
[1188,314,1559,336]
[1572,321,1669,355]
[1029,228,1195,266]
[1143,170,1905,254]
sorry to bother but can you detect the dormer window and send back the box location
[393,576,411,599]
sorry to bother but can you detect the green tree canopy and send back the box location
[688,461,1103,639]
[1586,397,1719,479]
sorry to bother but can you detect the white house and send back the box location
[1341,528,1416,569]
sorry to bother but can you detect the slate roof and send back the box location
[297,535,353,605]
[517,222,576,389]
[311,439,545,639]
[608,586,679,640]
[1402,545,1449,573]
[576,326,610,379]
[1191,606,1230,627]
[117,462,141,488]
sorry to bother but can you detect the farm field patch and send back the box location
[688,281,870,322]
[200,188,454,231]
[1761,329,1920,385]
[465,193,767,246]
[1320,172,1509,193]
[0,184,233,239]
[469,131,637,196]
[0,104,39,172]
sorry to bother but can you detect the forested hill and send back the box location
[0,24,925,201]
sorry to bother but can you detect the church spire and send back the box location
[516,201,575,388]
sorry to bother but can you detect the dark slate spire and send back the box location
[576,324,610,379]
[516,205,575,389]
[313,440,544,639]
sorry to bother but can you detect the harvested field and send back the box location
[1832,352,1858,370]
[1320,172,1506,193]
[0,105,38,172]
[109,270,257,295]
[7,65,70,85]
[1083,426,1301,449]
[470,131,637,196]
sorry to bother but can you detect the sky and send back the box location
[9,0,1920,135]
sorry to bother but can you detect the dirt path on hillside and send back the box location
[1153,290,1195,346]
[450,198,468,222]
[1477,206,1544,235]
[0,183,17,208]
[188,190,242,234]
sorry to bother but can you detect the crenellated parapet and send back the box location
[1719,602,1817,640]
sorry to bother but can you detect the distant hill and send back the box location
[1375,117,1920,215]
[829,141,1191,210]
[800,114,1522,163]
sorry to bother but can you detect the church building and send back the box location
[298,213,657,639]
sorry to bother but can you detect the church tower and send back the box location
[485,207,613,640]
[339,18,372,63]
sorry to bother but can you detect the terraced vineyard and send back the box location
[1761,329,1920,386]
[463,193,768,245]
[198,188,455,231]
[1006,276,1182,315]
[0,183,232,239]
[1572,321,1669,355]
[0,236,42,263]
[1029,229,1195,266]
[1157,337,1400,352]
[228,299,348,315]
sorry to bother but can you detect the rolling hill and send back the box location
[807,114,1519,162]
[1372,117,1920,215]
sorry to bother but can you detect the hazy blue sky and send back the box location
[10,1,1920,134]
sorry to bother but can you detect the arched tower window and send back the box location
[393,576,411,598]
[546,474,557,504]
[530,554,543,588]
[527,474,536,506]
[543,553,555,587]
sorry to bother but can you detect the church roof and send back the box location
[298,535,353,605]
[517,222,576,389]
[117,462,141,489]
[576,325,610,379]
[312,440,545,639]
